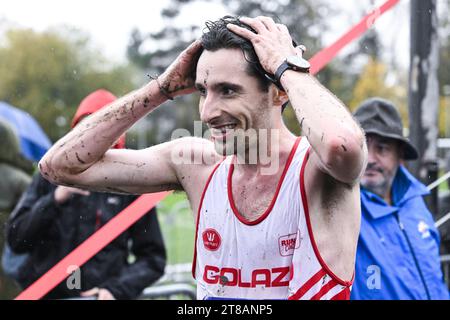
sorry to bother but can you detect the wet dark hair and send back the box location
[201,15,271,93]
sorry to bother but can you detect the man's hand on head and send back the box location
[157,39,204,100]
[226,16,297,75]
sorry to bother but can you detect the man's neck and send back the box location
[384,189,393,206]
[365,185,393,205]
[234,127,296,177]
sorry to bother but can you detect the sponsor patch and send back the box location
[278,230,300,256]
[202,228,222,251]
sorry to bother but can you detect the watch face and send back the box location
[286,55,310,70]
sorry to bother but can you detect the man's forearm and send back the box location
[39,80,167,179]
[281,71,366,183]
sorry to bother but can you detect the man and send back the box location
[0,119,32,299]
[39,16,367,300]
[7,89,166,300]
[350,97,449,300]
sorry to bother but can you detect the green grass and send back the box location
[156,191,196,265]
[438,169,450,192]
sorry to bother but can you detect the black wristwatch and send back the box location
[274,54,310,90]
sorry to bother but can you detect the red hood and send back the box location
[71,89,126,149]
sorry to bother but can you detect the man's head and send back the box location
[72,89,126,149]
[353,98,418,198]
[201,16,272,93]
[196,16,288,156]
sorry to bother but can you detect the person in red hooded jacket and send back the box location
[6,89,166,300]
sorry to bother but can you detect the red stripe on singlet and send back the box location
[288,269,326,300]
[330,287,351,300]
[310,279,339,300]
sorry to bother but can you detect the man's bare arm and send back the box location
[281,72,367,185]
[41,138,217,194]
[39,41,204,193]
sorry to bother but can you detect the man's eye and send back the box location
[198,87,206,96]
[222,88,235,96]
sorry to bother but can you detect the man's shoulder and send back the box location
[170,136,224,169]
[173,136,215,151]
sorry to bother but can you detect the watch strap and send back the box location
[274,62,292,87]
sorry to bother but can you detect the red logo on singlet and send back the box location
[202,228,221,251]
[203,265,290,287]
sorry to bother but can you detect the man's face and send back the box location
[361,133,402,198]
[195,48,273,156]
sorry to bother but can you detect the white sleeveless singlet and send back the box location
[193,137,353,300]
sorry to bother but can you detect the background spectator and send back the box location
[351,98,449,300]
[6,90,166,299]
[0,118,33,299]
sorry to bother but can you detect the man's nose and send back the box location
[199,95,221,123]
[366,144,377,164]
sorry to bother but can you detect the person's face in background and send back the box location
[361,133,403,200]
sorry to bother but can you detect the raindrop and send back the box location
[56,116,67,127]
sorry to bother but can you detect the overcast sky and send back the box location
[0,0,445,69]
[0,0,229,62]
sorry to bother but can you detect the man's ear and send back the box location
[272,87,289,107]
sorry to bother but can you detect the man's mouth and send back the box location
[210,123,237,139]
[365,169,382,176]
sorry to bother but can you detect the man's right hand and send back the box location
[54,185,90,204]
[157,40,203,99]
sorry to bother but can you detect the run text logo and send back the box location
[278,230,300,256]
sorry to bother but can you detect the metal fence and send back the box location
[138,263,196,300]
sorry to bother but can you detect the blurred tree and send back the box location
[127,0,330,70]
[357,29,381,60]
[349,57,408,126]
[0,27,137,142]
[439,97,448,138]
[438,3,450,138]
[438,0,450,93]
[438,35,450,138]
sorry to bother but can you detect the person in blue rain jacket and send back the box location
[351,98,449,300]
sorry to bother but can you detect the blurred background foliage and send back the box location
[0,27,138,141]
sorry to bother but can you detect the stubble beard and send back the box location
[361,172,395,200]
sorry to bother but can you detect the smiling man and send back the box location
[351,98,449,300]
[39,16,367,300]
